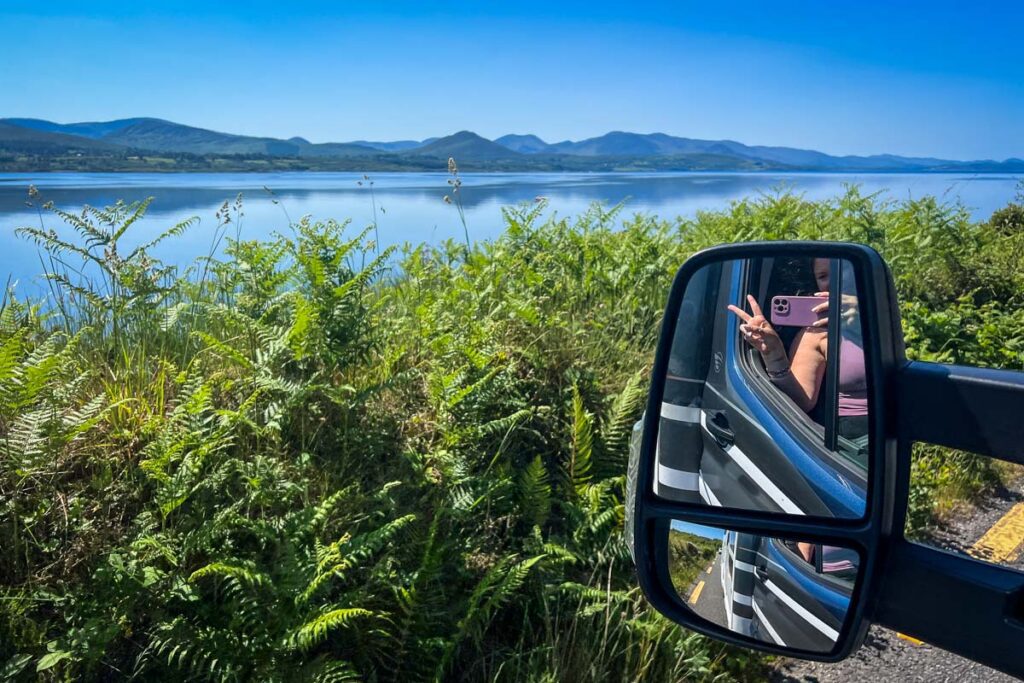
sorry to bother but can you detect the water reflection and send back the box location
[1,171,1020,293]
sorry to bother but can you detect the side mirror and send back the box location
[626,242,902,661]
[628,241,1024,676]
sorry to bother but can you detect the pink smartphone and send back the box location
[770,295,824,327]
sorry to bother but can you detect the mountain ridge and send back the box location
[1,117,1021,173]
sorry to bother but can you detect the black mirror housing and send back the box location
[626,241,904,661]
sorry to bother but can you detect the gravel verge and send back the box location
[770,477,1024,682]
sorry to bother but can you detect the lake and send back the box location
[1,171,1020,293]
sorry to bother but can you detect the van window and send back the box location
[736,257,869,477]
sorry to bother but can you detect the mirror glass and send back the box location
[667,519,859,654]
[654,255,869,518]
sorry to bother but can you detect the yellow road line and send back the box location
[705,564,713,574]
[897,499,1024,651]
[689,580,706,605]
[969,502,1024,564]
[897,633,924,646]
[896,501,1024,648]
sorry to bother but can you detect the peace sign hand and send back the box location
[727,295,788,368]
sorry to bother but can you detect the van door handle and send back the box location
[754,566,769,582]
[705,411,735,448]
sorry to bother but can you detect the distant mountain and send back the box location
[0,121,127,154]
[2,117,1021,173]
[350,139,432,152]
[411,131,520,161]
[1,117,378,158]
[533,132,956,171]
[495,134,552,154]
[99,119,377,157]
[96,118,300,155]
[4,117,145,140]
[547,131,694,156]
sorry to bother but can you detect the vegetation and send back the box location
[1,185,1022,680]
[0,148,781,174]
[667,531,721,599]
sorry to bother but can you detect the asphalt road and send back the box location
[771,476,1024,683]
[688,549,728,629]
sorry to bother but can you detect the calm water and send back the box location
[1,171,1020,292]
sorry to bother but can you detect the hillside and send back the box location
[0,121,129,154]
[548,131,697,156]
[2,117,1022,172]
[349,139,431,152]
[495,134,552,153]
[411,131,521,160]
[3,117,145,139]
[3,117,378,158]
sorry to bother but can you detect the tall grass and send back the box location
[1,186,1022,680]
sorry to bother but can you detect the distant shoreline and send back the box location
[5,119,1023,175]
[2,167,1022,176]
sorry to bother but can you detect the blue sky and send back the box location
[1,1,1021,159]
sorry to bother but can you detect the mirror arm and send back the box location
[872,538,1024,679]
[895,361,1024,465]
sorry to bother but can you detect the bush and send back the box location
[1,188,1019,680]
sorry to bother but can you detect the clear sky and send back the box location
[1,1,1021,160]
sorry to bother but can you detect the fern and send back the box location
[188,562,270,589]
[568,384,594,497]
[437,554,546,678]
[288,608,374,652]
[595,370,646,480]
[518,455,552,528]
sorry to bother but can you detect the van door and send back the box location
[698,259,837,515]
[749,538,853,652]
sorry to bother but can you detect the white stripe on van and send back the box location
[734,560,755,574]
[699,474,722,506]
[657,464,700,491]
[660,403,701,423]
[699,411,805,516]
[765,579,840,641]
[752,600,787,646]
[731,615,753,635]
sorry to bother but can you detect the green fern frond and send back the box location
[309,486,358,532]
[288,608,373,652]
[518,455,552,528]
[310,659,361,683]
[127,212,198,259]
[596,370,646,479]
[569,384,594,496]
[188,562,269,589]
[331,244,397,304]
[437,553,546,678]
[477,407,533,438]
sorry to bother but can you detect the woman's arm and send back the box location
[774,328,826,412]
[728,295,827,413]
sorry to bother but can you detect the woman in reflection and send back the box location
[796,542,859,582]
[727,258,869,465]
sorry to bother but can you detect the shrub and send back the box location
[2,187,1019,680]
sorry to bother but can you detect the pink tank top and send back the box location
[838,336,868,417]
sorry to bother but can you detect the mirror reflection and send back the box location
[668,520,859,654]
[653,255,869,518]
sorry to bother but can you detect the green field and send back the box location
[1,186,1022,680]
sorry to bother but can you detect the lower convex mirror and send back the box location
[667,520,860,654]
